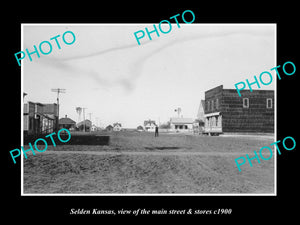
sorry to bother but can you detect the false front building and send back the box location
[23,101,58,135]
[203,85,274,135]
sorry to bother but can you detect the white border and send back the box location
[274,23,277,196]
[20,23,277,196]
[21,24,24,195]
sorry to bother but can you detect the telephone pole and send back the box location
[51,88,66,131]
[82,107,87,132]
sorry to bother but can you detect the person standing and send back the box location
[155,125,159,137]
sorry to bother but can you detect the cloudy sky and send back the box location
[22,24,276,128]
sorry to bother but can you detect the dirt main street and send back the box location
[33,150,263,156]
[23,132,275,194]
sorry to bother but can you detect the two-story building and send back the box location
[144,120,157,132]
[113,123,122,131]
[203,85,274,135]
[23,101,58,135]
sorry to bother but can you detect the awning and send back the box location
[204,112,221,117]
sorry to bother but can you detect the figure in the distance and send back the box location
[155,125,159,137]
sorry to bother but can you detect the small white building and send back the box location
[170,117,194,132]
[91,124,100,132]
[144,120,157,132]
[113,123,122,131]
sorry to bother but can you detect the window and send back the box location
[267,98,273,109]
[207,101,210,111]
[243,98,249,108]
[29,117,33,130]
[211,100,214,111]
[216,98,219,110]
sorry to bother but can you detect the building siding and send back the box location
[24,102,58,135]
[204,85,274,133]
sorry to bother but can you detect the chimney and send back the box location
[65,115,67,118]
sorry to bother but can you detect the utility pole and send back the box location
[51,88,66,131]
[82,107,87,132]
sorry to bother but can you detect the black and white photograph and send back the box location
[4,5,298,221]
[21,24,276,195]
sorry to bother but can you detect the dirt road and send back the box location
[42,149,270,156]
[23,133,275,194]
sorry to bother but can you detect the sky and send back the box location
[22,24,276,128]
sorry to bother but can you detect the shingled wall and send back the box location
[205,85,274,133]
[222,89,274,132]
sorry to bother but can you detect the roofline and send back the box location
[43,103,58,105]
[205,85,274,93]
[222,88,274,92]
[27,101,44,106]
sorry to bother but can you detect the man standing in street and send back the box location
[155,125,159,137]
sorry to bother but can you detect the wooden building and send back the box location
[170,117,194,133]
[23,102,58,135]
[76,119,92,132]
[113,123,122,131]
[137,125,144,131]
[59,115,76,130]
[203,85,274,135]
[144,120,157,132]
[91,124,100,132]
[105,125,113,132]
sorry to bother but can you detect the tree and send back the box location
[159,121,171,129]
